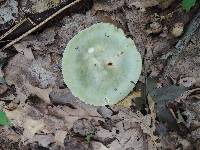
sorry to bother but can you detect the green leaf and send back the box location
[0,111,11,126]
[183,0,197,12]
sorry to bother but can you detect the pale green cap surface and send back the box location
[62,23,142,106]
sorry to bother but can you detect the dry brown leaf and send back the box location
[14,43,34,60]
[92,108,157,149]
[116,91,141,108]
[92,0,125,12]
[126,0,159,11]
[21,0,61,14]
[47,105,102,129]
[5,107,25,126]
[157,0,175,9]
[5,53,56,104]
[0,84,8,95]
[0,0,18,30]
[33,134,55,147]
[25,82,52,103]
[22,117,45,139]
[179,77,196,87]
[55,130,68,145]
[91,141,108,150]
[94,126,116,143]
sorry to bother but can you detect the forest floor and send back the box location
[0,0,200,149]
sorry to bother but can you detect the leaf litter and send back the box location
[1,0,200,149]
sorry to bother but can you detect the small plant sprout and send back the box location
[0,111,11,126]
[62,23,142,106]
[182,0,197,12]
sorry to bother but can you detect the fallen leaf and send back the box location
[5,53,56,104]
[179,77,196,87]
[49,88,79,105]
[175,88,200,103]
[21,0,61,14]
[25,82,52,103]
[97,106,113,118]
[14,43,34,60]
[48,105,102,129]
[0,0,18,30]
[33,134,55,147]
[64,136,86,150]
[94,127,116,143]
[5,107,25,126]
[92,0,125,12]
[126,0,159,11]
[157,0,175,9]
[116,91,141,108]
[107,109,158,149]
[182,0,196,12]
[0,84,8,95]
[0,111,10,126]
[22,117,45,139]
[149,85,188,127]
[91,141,108,150]
[55,130,68,145]
[72,118,96,136]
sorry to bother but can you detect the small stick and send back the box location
[169,108,177,121]
[0,18,35,41]
[1,0,82,51]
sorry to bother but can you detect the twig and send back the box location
[0,18,35,41]
[1,0,82,51]
[163,9,200,78]
[169,108,177,121]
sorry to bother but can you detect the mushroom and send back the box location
[62,23,142,106]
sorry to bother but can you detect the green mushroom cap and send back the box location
[62,23,142,106]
